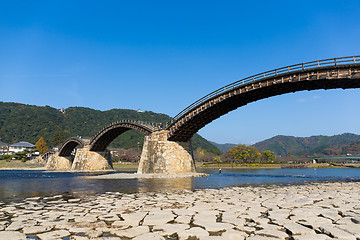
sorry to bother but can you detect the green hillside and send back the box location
[253,133,360,156]
[0,102,219,152]
[209,141,237,153]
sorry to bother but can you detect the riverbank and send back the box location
[1,181,359,239]
[1,161,359,170]
[112,162,138,171]
[0,160,44,170]
[197,162,360,169]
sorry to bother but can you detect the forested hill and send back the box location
[209,141,236,153]
[253,133,360,156]
[0,101,218,151]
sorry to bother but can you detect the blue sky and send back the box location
[0,0,359,144]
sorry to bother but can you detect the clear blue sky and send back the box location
[0,0,359,144]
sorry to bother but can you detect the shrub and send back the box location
[1,154,11,160]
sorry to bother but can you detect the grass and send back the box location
[112,162,138,171]
[1,160,358,170]
[198,162,360,169]
[0,160,44,169]
[197,162,283,168]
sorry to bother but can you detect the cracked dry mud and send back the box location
[0,181,359,239]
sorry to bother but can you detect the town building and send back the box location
[0,141,8,154]
[52,145,61,152]
[9,142,36,153]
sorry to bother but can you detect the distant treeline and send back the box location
[0,102,218,152]
[253,133,360,156]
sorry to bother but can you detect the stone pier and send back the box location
[45,130,195,173]
[71,146,113,171]
[45,153,73,170]
[45,147,113,171]
[137,130,196,174]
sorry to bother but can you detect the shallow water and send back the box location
[0,168,359,203]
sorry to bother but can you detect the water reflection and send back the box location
[0,171,195,203]
[137,177,194,192]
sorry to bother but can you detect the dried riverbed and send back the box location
[0,181,359,239]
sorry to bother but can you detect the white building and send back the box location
[9,142,36,153]
[0,141,8,154]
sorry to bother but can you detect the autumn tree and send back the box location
[194,148,218,162]
[261,150,276,162]
[227,144,261,163]
[36,137,48,154]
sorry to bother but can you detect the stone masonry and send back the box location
[45,153,72,170]
[137,130,196,174]
[46,130,195,173]
[71,146,113,171]
[45,147,113,171]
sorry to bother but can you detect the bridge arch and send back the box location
[41,150,55,162]
[89,120,158,152]
[167,56,360,142]
[58,137,87,157]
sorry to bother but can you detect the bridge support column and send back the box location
[45,153,73,170]
[137,130,196,174]
[71,146,113,171]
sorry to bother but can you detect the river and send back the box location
[0,168,359,203]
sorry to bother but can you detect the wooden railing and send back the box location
[99,119,163,132]
[168,55,360,127]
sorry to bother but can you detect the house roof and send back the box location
[11,142,35,148]
[0,141,8,147]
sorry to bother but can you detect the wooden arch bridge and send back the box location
[54,120,161,157]
[89,120,160,152]
[167,55,360,141]
[58,137,89,157]
[46,55,360,172]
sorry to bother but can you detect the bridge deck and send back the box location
[167,56,360,141]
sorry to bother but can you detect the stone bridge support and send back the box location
[137,130,196,174]
[45,146,113,171]
[71,146,113,171]
[45,153,73,170]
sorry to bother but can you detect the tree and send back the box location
[36,137,48,154]
[227,144,261,163]
[52,128,66,147]
[214,156,221,167]
[194,148,218,162]
[262,150,276,162]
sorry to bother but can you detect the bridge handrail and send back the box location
[98,119,163,133]
[169,55,360,125]
[41,150,56,156]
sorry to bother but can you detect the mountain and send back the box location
[253,133,360,156]
[0,101,219,152]
[323,139,360,156]
[210,141,237,153]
